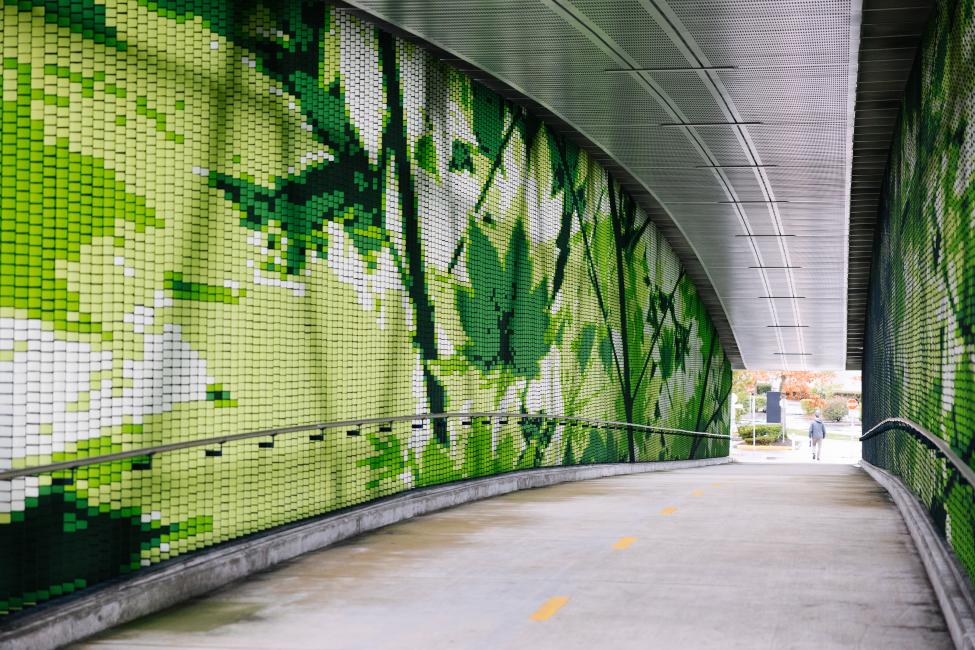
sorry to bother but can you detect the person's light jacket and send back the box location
[809,418,827,440]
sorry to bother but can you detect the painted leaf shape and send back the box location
[358,433,410,490]
[574,324,597,370]
[505,220,551,377]
[449,140,476,173]
[457,220,551,379]
[471,81,504,159]
[414,133,438,176]
[456,224,504,370]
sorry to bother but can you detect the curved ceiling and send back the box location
[344,0,863,370]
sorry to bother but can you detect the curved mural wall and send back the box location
[863,0,975,584]
[0,0,732,615]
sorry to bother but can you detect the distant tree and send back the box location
[810,374,839,399]
[732,370,772,406]
[781,371,836,400]
[735,370,839,407]
[823,397,849,422]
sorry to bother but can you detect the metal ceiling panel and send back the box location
[570,0,692,68]
[344,0,865,370]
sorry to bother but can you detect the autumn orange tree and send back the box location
[732,370,837,404]
[780,371,837,400]
[731,370,771,407]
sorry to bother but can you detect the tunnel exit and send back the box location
[730,370,863,465]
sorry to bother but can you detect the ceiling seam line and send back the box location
[642,0,809,365]
[636,0,791,363]
[538,0,762,363]
[644,0,807,351]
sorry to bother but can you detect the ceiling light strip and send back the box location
[659,121,762,127]
[604,66,736,72]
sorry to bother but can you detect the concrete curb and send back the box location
[861,461,975,650]
[0,456,729,650]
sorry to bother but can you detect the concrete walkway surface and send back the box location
[71,463,951,650]
[732,436,862,464]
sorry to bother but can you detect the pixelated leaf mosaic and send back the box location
[0,0,731,616]
[863,0,975,590]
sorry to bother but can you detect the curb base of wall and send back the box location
[861,460,975,650]
[0,456,729,650]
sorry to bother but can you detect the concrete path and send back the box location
[732,436,862,464]
[72,463,951,650]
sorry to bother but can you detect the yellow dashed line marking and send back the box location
[659,507,677,516]
[531,596,570,621]
[691,490,704,497]
[612,536,637,550]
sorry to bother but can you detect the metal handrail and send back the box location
[860,417,975,488]
[0,411,730,481]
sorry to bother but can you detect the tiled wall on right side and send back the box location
[863,0,975,584]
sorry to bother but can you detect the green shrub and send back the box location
[742,433,779,446]
[823,398,849,422]
[737,424,784,445]
[756,383,772,395]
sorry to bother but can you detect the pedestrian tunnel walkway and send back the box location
[65,464,953,650]
[3,0,975,647]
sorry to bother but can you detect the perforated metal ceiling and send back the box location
[343,0,865,370]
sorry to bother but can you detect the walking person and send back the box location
[809,411,827,461]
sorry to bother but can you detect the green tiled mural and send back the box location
[0,0,731,615]
[863,0,975,585]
